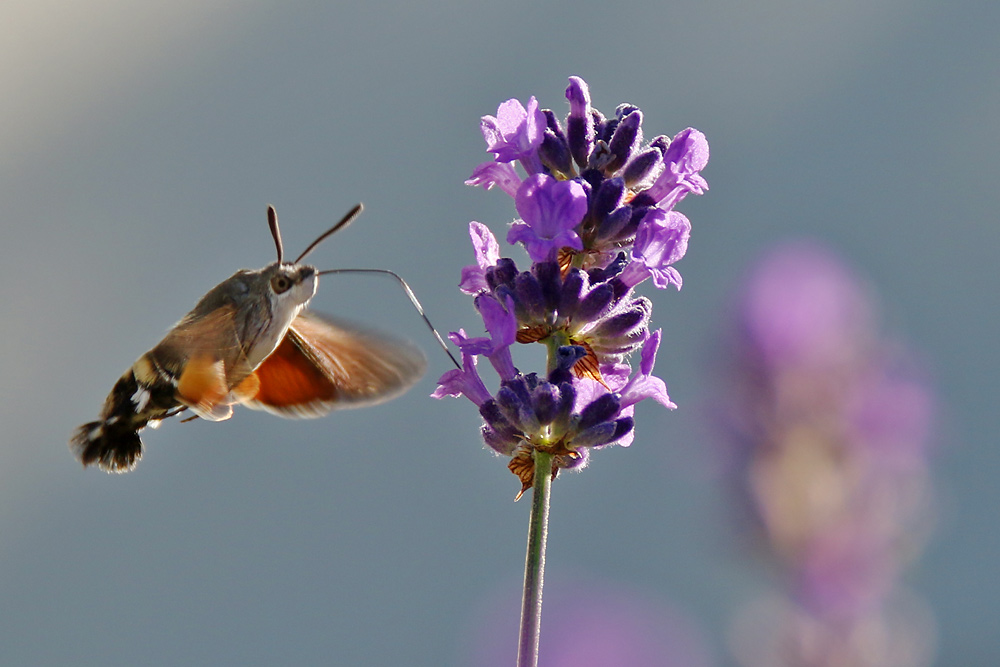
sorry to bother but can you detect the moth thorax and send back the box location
[244,274,315,369]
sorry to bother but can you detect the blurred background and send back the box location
[1,1,997,664]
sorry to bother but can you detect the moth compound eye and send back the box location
[270,274,293,294]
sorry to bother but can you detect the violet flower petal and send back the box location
[459,222,502,294]
[643,128,710,209]
[619,330,676,409]
[465,161,522,198]
[475,294,518,380]
[480,96,546,168]
[619,209,690,290]
[507,174,586,262]
[431,330,493,406]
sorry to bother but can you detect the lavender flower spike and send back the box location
[440,75,707,491]
[440,78,708,667]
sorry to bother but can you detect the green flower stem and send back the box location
[516,448,552,667]
[517,334,566,667]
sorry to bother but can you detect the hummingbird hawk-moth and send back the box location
[71,204,431,473]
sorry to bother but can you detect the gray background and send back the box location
[1,1,996,664]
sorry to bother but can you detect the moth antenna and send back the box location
[267,205,284,263]
[295,203,364,264]
[317,268,461,370]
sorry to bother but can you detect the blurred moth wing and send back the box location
[242,311,427,418]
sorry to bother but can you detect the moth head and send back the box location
[261,261,318,311]
[255,203,364,314]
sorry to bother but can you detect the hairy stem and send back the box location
[516,449,552,667]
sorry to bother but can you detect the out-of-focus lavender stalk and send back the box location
[723,242,937,667]
[434,77,708,666]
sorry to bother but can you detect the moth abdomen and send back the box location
[70,417,144,473]
[70,363,181,473]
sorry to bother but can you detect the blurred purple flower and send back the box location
[721,241,938,667]
[739,242,873,370]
